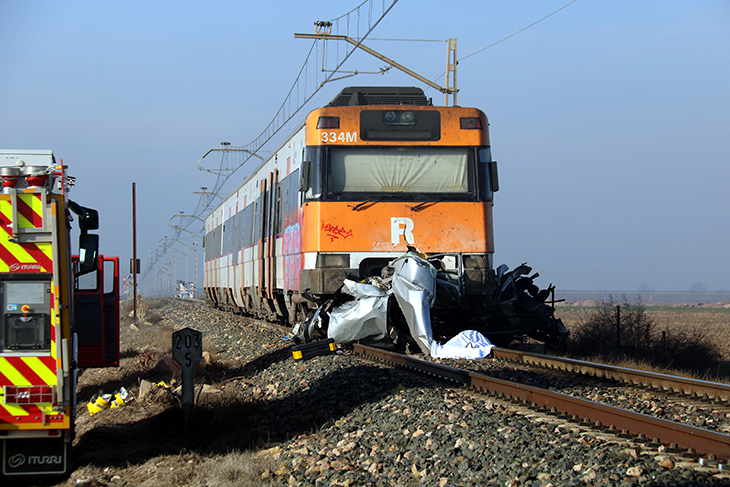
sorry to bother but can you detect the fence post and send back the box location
[616,305,621,349]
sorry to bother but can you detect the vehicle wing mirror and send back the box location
[489,161,499,192]
[76,233,99,276]
[69,201,99,231]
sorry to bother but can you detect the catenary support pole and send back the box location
[132,182,137,321]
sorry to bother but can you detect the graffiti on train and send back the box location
[322,222,353,242]
[283,223,302,290]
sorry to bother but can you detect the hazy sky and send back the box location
[1,1,728,293]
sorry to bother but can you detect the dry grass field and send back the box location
[556,301,730,379]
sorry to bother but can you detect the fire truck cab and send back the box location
[0,150,119,479]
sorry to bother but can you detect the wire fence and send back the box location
[556,291,730,304]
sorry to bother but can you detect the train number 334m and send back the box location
[321,131,358,143]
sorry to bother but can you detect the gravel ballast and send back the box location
[68,299,730,486]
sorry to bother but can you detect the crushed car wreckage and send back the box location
[293,251,569,358]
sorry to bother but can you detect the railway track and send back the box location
[460,347,730,437]
[491,348,730,403]
[201,300,730,463]
[352,343,730,465]
[135,299,730,484]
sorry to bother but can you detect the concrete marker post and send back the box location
[172,327,203,428]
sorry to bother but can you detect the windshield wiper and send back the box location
[408,198,448,212]
[350,196,391,211]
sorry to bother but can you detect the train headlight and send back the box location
[383,110,416,126]
[316,254,350,268]
[400,111,415,124]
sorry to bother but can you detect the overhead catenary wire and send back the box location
[142,0,400,289]
[144,0,578,293]
[195,0,399,202]
[427,0,580,87]
[459,0,580,62]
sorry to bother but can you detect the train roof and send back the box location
[327,86,432,107]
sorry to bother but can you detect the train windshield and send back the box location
[327,147,474,198]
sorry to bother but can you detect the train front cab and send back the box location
[201,87,501,322]
[298,90,500,306]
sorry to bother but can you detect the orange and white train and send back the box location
[0,150,119,479]
[204,87,499,325]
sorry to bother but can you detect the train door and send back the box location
[267,169,279,298]
[73,255,120,367]
[257,176,268,297]
[257,170,279,300]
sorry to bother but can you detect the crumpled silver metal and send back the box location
[327,280,389,344]
[390,254,437,355]
[325,255,438,355]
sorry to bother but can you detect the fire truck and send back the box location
[0,150,119,479]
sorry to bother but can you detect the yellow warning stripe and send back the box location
[22,357,57,385]
[51,305,58,361]
[0,199,32,229]
[0,357,26,385]
[19,193,43,229]
[0,357,55,386]
[41,241,53,261]
[0,356,57,418]
[0,193,44,229]
[0,199,13,223]
[0,241,53,272]
[0,403,30,417]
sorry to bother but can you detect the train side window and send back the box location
[228,216,236,254]
[247,204,254,246]
[303,146,323,200]
[274,183,282,234]
[281,177,289,229]
[289,169,301,213]
[235,208,242,250]
[253,200,260,242]
[238,206,245,248]
[213,226,222,259]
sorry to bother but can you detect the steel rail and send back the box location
[491,348,730,402]
[353,343,730,461]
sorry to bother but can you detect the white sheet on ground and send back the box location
[430,330,494,359]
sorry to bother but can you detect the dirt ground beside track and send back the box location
[18,303,277,487]
[557,302,730,362]
[20,300,730,486]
